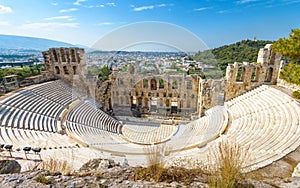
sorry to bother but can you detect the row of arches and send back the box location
[51,48,79,63]
[141,78,193,90]
[129,96,194,111]
[236,66,274,83]
[55,65,77,75]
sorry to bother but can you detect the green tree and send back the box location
[98,65,112,82]
[273,29,300,63]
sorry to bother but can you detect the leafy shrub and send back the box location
[35,174,52,185]
[280,63,300,85]
[292,90,300,99]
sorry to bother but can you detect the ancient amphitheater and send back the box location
[1,44,300,173]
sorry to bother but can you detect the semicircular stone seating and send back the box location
[171,85,300,172]
[224,85,300,171]
[121,122,178,145]
[1,79,300,172]
[0,80,85,151]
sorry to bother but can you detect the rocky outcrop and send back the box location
[0,160,21,174]
[79,158,119,172]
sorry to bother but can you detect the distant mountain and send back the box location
[0,34,81,51]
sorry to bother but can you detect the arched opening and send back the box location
[265,67,273,82]
[55,66,60,74]
[172,80,178,89]
[70,49,76,62]
[143,79,148,88]
[151,79,157,90]
[52,49,58,62]
[60,48,66,62]
[131,96,136,109]
[137,97,142,106]
[151,98,157,112]
[236,66,245,82]
[251,67,260,82]
[159,79,164,89]
[73,66,77,74]
[165,99,170,107]
[171,100,178,114]
[63,66,69,75]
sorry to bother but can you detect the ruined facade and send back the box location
[110,63,224,119]
[225,44,282,101]
[42,47,92,96]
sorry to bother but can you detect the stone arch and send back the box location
[73,66,77,74]
[70,48,76,62]
[63,66,69,75]
[137,97,142,106]
[60,48,66,62]
[143,79,148,88]
[52,49,58,62]
[172,80,178,89]
[159,98,163,107]
[55,66,60,74]
[236,66,245,82]
[265,67,273,82]
[251,66,259,82]
[165,99,170,107]
[159,79,164,89]
[150,79,157,90]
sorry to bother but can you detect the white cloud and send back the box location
[0,4,13,14]
[237,0,257,4]
[194,7,210,11]
[97,22,114,26]
[90,4,105,8]
[157,4,166,7]
[51,2,58,6]
[0,21,10,26]
[44,16,74,21]
[59,8,78,13]
[21,22,79,30]
[106,2,116,7]
[73,0,86,6]
[133,5,154,11]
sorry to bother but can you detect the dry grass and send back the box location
[38,158,73,175]
[134,144,207,184]
[135,144,167,182]
[207,141,249,188]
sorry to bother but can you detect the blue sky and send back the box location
[0,0,299,50]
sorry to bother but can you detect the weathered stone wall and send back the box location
[277,78,300,92]
[225,44,282,101]
[42,47,91,96]
[110,63,224,119]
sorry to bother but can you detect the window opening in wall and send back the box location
[151,79,157,90]
[236,66,245,82]
[172,80,178,89]
[73,66,77,74]
[159,79,164,89]
[265,67,273,82]
[187,80,192,90]
[143,79,148,88]
[63,66,69,75]
[55,66,60,74]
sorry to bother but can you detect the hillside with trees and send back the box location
[273,29,300,99]
[194,39,274,74]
